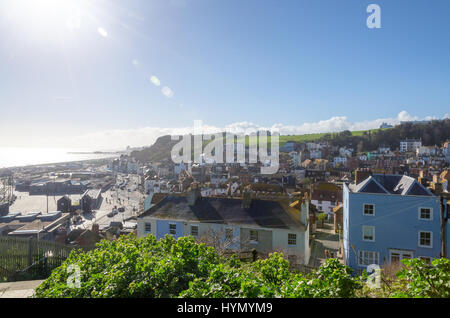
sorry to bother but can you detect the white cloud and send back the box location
[397,110,418,122]
[65,111,446,150]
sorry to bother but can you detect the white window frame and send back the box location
[288,233,297,246]
[389,249,413,263]
[362,225,375,242]
[418,231,433,248]
[190,224,198,237]
[418,207,433,221]
[249,230,259,244]
[144,222,151,233]
[169,223,177,235]
[358,250,379,267]
[363,203,375,216]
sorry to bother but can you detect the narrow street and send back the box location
[309,221,342,268]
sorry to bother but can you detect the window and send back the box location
[145,222,151,233]
[288,233,297,246]
[191,225,198,237]
[363,204,374,216]
[362,225,375,241]
[169,223,177,235]
[390,250,413,264]
[225,228,233,240]
[419,256,432,265]
[358,250,379,266]
[419,208,432,220]
[419,231,432,248]
[249,230,258,243]
[318,200,323,204]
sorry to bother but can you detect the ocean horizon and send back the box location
[0,147,119,169]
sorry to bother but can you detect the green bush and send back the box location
[35,235,363,298]
[34,234,448,298]
[391,258,450,298]
[35,234,219,298]
[317,213,328,222]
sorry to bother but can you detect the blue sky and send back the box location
[0,0,449,149]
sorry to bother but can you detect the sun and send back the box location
[5,0,91,34]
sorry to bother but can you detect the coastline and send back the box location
[1,155,120,171]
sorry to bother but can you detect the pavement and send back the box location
[308,221,342,267]
[10,191,82,214]
[0,280,44,298]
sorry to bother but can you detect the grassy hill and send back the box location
[130,119,450,164]
[130,128,390,164]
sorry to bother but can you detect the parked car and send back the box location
[107,210,118,217]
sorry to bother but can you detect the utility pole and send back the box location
[440,196,447,258]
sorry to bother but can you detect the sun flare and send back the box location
[5,0,92,34]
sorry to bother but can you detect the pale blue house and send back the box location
[343,174,447,271]
[137,186,311,264]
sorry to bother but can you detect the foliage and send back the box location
[34,234,219,298]
[34,234,450,298]
[317,212,328,222]
[35,235,362,298]
[390,258,450,298]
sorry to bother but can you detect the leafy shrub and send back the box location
[391,258,450,298]
[317,213,328,222]
[35,233,446,298]
[35,234,219,298]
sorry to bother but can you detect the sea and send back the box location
[0,147,119,169]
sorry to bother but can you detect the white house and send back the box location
[333,157,347,167]
[400,139,422,152]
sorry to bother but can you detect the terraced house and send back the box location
[138,184,311,265]
[343,173,448,271]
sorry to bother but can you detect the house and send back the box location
[137,185,311,264]
[280,141,296,153]
[309,150,322,160]
[333,204,343,234]
[378,145,390,154]
[400,139,422,153]
[333,157,347,167]
[81,189,102,213]
[311,182,342,217]
[343,173,446,271]
[289,151,300,167]
[1,211,71,241]
[380,122,393,129]
[339,147,353,157]
[57,196,72,213]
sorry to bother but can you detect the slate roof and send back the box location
[350,174,433,196]
[139,196,304,231]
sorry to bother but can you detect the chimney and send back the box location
[242,186,252,210]
[187,182,201,206]
[355,168,372,185]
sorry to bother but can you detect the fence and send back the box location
[0,236,85,282]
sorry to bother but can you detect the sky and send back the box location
[0,0,449,150]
